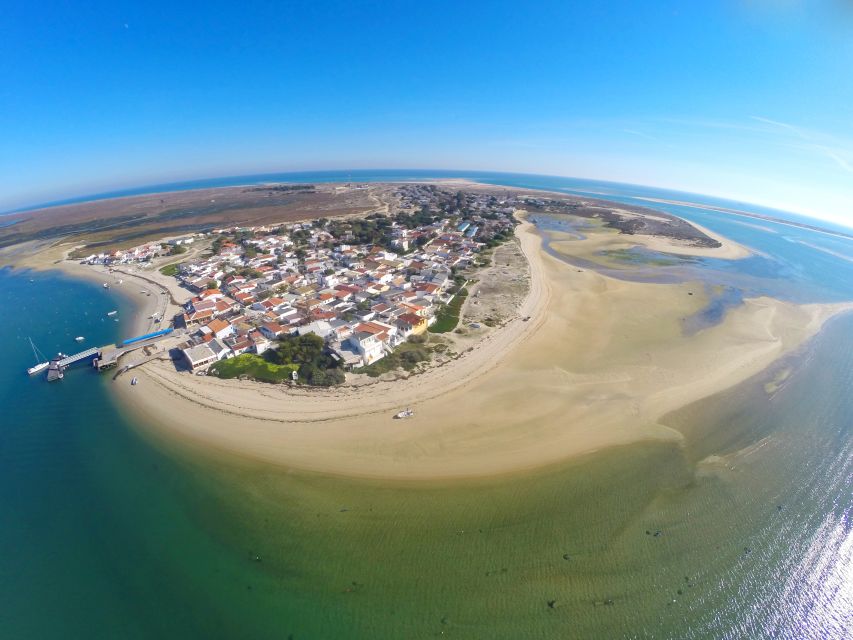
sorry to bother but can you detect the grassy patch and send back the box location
[359,340,433,377]
[159,263,181,276]
[209,354,298,383]
[428,288,468,333]
[599,248,687,267]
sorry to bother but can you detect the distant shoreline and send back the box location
[633,196,853,241]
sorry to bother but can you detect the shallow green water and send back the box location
[134,314,849,640]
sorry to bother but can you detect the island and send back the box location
[4,180,851,479]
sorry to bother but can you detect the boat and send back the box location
[26,337,49,375]
[46,357,64,382]
[75,336,85,342]
[130,377,138,386]
[103,283,109,289]
[117,279,123,284]
[107,310,118,316]
[28,362,49,375]
[394,408,415,419]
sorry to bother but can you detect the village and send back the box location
[80,184,523,385]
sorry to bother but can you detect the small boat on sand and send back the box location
[130,377,138,386]
[394,408,414,419]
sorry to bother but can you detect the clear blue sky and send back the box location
[2,1,852,225]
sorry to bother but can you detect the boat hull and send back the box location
[27,363,49,375]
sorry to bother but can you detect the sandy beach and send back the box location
[109,218,853,479]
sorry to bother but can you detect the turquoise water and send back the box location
[1,174,852,639]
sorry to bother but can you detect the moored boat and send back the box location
[394,408,415,419]
[27,362,49,376]
[26,337,49,375]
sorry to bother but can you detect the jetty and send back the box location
[28,328,179,378]
[94,328,176,371]
[57,347,101,368]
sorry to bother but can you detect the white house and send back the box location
[183,344,217,371]
[347,332,384,367]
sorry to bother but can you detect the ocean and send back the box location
[0,173,851,639]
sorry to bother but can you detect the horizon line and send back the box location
[3,168,852,235]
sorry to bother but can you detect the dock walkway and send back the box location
[57,347,101,368]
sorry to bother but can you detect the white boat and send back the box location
[75,336,85,342]
[117,279,123,284]
[107,310,118,316]
[394,408,415,419]
[28,362,49,375]
[103,283,109,288]
[26,337,49,375]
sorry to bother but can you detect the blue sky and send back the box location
[2,1,852,226]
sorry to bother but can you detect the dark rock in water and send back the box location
[339,508,349,512]
[777,504,784,511]
[653,530,662,537]
[744,547,752,554]
[562,553,571,561]
[645,530,651,535]
[440,617,450,625]
[547,599,557,609]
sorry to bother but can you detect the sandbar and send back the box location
[110,217,852,479]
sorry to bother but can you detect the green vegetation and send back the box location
[210,354,298,383]
[159,263,180,276]
[600,248,688,267]
[429,288,468,333]
[267,333,345,386]
[327,215,395,249]
[210,334,345,386]
[483,229,513,249]
[359,338,433,377]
